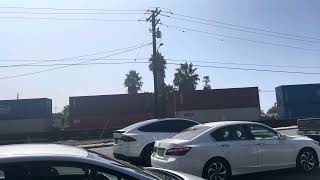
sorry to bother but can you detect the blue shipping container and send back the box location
[276,84,320,105]
[0,98,52,120]
[278,103,320,119]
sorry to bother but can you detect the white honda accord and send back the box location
[151,121,320,180]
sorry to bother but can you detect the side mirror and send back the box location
[279,134,286,140]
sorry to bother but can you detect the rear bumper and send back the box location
[151,155,203,177]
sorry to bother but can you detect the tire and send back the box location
[297,149,318,172]
[140,143,154,166]
[203,158,231,180]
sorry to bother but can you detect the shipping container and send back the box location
[69,93,154,116]
[0,118,52,135]
[0,98,52,120]
[67,113,153,131]
[175,87,260,111]
[276,84,320,105]
[175,87,261,122]
[176,107,261,123]
[278,103,320,119]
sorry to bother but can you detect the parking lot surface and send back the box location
[90,128,320,180]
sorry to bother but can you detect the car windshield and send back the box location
[89,151,163,180]
[171,125,211,140]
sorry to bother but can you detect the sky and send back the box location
[0,0,319,112]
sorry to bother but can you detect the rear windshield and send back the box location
[171,125,210,140]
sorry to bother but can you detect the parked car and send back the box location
[297,118,320,141]
[0,144,204,180]
[113,118,199,165]
[151,121,320,180]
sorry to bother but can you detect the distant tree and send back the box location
[124,70,143,94]
[261,109,265,114]
[62,105,69,126]
[267,102,278,114]
[203,75,211,90]
[173,63,200,92]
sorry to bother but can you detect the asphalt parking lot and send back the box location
[90,128,320,180]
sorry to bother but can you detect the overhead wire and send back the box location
[0,11,148,15]
[162,10,320,41]
[166,62,320,75]
[161,23,320,52]
[3,44,151,67]
[0,16,143,22]
[0,6,146,12]
[0,43,151,80]
[161,14,319,43]
[165,58,320,69]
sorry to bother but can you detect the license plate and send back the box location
[157,148,164,157]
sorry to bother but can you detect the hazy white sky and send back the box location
[0,0,319,112]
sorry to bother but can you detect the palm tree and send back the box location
[203,75,212,90]
[173,63,200,92]
[124,70,143,94]
[148,52,167,79]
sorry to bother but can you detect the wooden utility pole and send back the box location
[147,8,161,119]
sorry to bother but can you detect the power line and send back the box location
[0,6,146,12]
[0,11,148,15]
[0,16,142,22]
[162,11,320,41]
[166,62,320,75]
[0,58,149,62]
[0,60,149,68]
[3,44,151,68]
[161,15,319,43]
[0,61,150,67]
[0,43,151,80]
[161,23,320,52]
[165,59,320,69]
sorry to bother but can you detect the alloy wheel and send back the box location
[207,162,227,180]
[300,151,315,171]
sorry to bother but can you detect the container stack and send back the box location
[276,84,320,119]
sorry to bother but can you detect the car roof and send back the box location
[120,118,198,131]
[0,144,88,158]
[202,121,261,128]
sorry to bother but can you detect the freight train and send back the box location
[0,87,262,141]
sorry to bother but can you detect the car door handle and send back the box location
[256,143,264,146]
[220,144,230,147]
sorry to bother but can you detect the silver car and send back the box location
[0,144,203,180]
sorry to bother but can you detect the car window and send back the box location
[171,125,211,140]
[212,125,250,141]
[248,125,279,140]
[0,162,130,180]
[138,120,198,133]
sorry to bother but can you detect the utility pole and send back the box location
[147,8,161,119]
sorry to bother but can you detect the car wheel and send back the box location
[297,149,318,172]
[204,159,231,180]
[140,144,154,166]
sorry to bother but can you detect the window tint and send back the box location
[0,162,130,180]
[248,125,279,140]
[212,125,250,141]
[138,120,198,133]
[172,125,211,140]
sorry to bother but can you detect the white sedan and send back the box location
[151,121,320,180]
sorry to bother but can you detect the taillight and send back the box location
[165,146,192,156]
[120,135,136,142]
